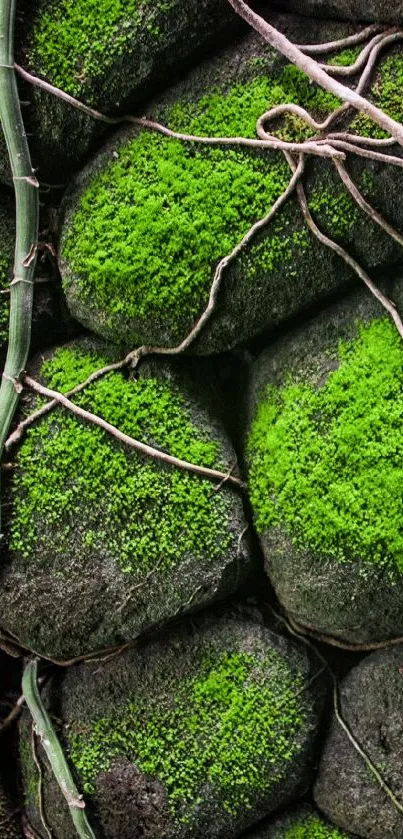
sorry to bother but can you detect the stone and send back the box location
[274,0,403,25]
[314,647,403,838]
[20,607,326,838]
[246,278,403,644]
[6,0,241,184]
[247,804,359,837]
[58,13,403,354]
[0,337,252,660]
[0,782,21,838]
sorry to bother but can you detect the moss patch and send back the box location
[281,812,351,838]
[248,318,403,571]
[10,345,232,575]
[67,647,306,822]
[351,51,403,138]
[30,0,174,97]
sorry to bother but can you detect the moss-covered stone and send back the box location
[247,804,358,838]
[59,18,403,353]
[13,0,239,182]
[314,647,403,838]
[20,609,326,838]
[0,338,251,659]
[246,279,403,644]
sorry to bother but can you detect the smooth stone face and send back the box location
[314,647,403,839]
[0,338,252,660]
[20,609,326,838]
[274,0,403,24]
[246,280,403,645]
[12,0,239,183]
[58,14,403,354]
[246,804,359,837]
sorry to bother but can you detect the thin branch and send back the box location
[22,660,97,839]
[269,606,403,815]
[333,158,403,247]
[0,0,39,536]
[296,25,383,55]
[321,30,396,76]
[225,0,403,145]
[14,66,342,159]
[23,375,245,490]
[286,153,403,339]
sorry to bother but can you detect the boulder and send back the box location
[0,337,252,659]
[5,0,242,184]
[314,647,403,838]
[246,278,403,644]
[20,608,326,838]
[247,804,359,837]
[58,14,403,354]
[274,0,403,25]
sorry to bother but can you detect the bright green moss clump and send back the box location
[62,132,290,338]
[248,319,403,571]
[10,345,231,573]
[282,812,351,838]
[68,648,305,821]
[31,0,173,97]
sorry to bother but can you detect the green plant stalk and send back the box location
[0,0,39,529]
[22,659,97,839]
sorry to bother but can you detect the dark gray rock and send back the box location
[274,0,403,25]
[0,782,21,838]
[20,608,326,838]
[58,15,403,354]
[0,337,253,660]
[314,647,403,838]
[246,278,403,645]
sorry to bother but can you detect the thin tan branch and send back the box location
[334,158,403,247]
[226,0,403,145]
[296,25,383,55]
[14,64,342,159]
[321,30,396,76]
[23,375,245,490]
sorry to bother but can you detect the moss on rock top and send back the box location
[248,317,403,572]
[1,339,249,658]
[250,805,357,838]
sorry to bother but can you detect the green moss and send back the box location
[68,647,306,822]
[167,69,341,143]
[326,47,361,68]
[282,812,351,838]
[62,132,290,339]
[351,52,403,138]
[10,345,232,574]
[31,0,173,97]
[19,734,39,807]
[248,318,403,571]
[61,69,344,338]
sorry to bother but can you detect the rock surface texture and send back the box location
[59,15,403,354]
[247,804,359,837]
[20,609,326,838]
[275,0,403,25]
[246,281,403,644]
[314,647,403,838]
[0,338,251,660]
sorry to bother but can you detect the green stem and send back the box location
[22,659,97,839]
[0,0,39,531]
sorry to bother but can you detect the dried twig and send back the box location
[23,375,245,490]
[226,0,403,144]
[296,25,383,55]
